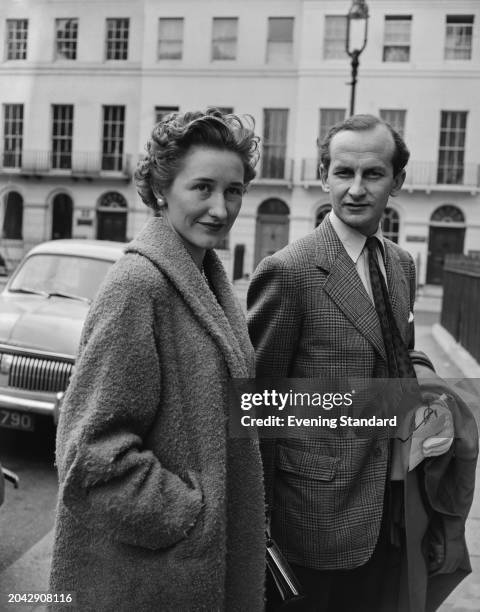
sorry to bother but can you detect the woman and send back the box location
[49,109,265,611]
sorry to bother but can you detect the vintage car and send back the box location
[0,239,125,432]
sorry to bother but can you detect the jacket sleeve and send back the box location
[247,255,302,377]
[56,258,203,550]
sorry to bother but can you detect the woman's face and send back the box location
[162,146,245,268]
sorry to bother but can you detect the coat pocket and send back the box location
[276,444,338,481]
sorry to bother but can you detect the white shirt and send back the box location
[329,210,388,303]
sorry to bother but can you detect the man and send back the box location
[247,115,476,611]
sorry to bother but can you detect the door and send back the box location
[426,226,465,285]
[96,211,126,242]
[51,194,73,239]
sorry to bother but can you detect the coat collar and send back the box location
[315,216,409,363]
[125,216,253,378]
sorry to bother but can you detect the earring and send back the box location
[156,195,166,208]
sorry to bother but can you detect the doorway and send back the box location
[51,193,73,239]
[254,199,290,267]
[96,192,127,242]
[426,205,465,285]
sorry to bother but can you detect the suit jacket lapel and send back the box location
[315,218,387,362]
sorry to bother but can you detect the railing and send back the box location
[0,150,132,179]
[300,158,480,188]
[441,254,480,363]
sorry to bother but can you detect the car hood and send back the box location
[0,295,90,356]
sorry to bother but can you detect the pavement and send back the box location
[1,283,479,611]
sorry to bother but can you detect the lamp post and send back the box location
[345,0,369,116]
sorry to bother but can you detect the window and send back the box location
[105,18,129,60]
[445,15,474,60]
[102,106,125,171]
[55,18,78,60]
[52,105,74,170]
[3,104,23,168]
[266,17,294,63]
[154,106,179,123]
[212,107,233,115]
[318,109,346,145]
[6,19,28,60]
[262,109,288,179]
[158,18,184,60]
[383,16,411,62]
[212,18,238,60]
[2,191,23,240]
[437,111,467,185]
[382,208,399,243]
[323,16,347,59]
[379,109,406,138]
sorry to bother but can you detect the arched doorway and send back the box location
[96,192,127,242]
[2,191,23,239]
[254,198,290,266]
[51,193,73,239]
[382,207,399,243]
[315,204,332,227]
[427,205,465,285]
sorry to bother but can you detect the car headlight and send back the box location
[0,353,13,376]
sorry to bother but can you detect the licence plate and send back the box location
[0,409,35,431]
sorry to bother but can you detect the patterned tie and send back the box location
[365,236,416,379]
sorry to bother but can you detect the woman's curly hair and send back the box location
[135,108,260,211]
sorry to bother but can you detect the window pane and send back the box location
[56,18,78,60]
[324,16,347,59]
[437,111,467,184]
[212,17,238,60]
[383,16,411,62]
[102,106,125,171]
[3,104,24,168]
[158,18,183,59]
[445,15,474,59]
[267,17,294,63]
[105,18,129,60]
[6,19,28,60]
[262,109,288,178]
[51,105,74,169]
[154,106,179,123]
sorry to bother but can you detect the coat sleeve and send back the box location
[56,257,203,550]
[247,255,302,377]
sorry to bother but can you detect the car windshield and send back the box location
[8,254,114,302]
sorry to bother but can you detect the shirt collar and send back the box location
[329,210,385,263]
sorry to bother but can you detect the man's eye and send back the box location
[334,170,351,177]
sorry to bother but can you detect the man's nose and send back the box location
[348,174,366,199]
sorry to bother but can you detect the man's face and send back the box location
[320,124,405,236]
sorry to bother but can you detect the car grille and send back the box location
[7,354,74,392]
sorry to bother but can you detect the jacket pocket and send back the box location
[276,444,338,481]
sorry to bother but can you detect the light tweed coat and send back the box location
[49,217,265,611]
[247,215,416,571]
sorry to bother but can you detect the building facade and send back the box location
[0,0,479,284]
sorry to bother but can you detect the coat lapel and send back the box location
[126,217,253,378]
[316,218,387,361]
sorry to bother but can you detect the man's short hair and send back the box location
[319,114,410,177]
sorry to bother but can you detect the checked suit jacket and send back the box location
[247,215,418,571]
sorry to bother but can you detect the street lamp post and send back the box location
[345,0,369,116]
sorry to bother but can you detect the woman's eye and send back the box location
[226,186,243,197]
[196,183,211,194]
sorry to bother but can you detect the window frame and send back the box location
[445,15,474,60]
[383,15,412,62]
[51,105,74,170]
[6,19,28,60]
[266,17,294,64]
[437,111,468,185]
[262,108,289,179]
[105,18,129,61]
[211,17,238,61]
[55,18,78,60]
[101,105,125,172]
[158,17,184,60]
[3,104,24,168]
